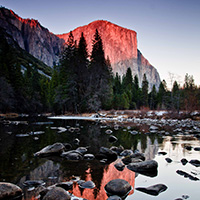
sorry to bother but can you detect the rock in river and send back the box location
[136,184,167,196]
[127,160,158,177]
[105,179,132,199]
[43,187,71,200]
[78,180,95,189]
[0,182,23,200]
[189,159,200,167]
[99,147,118,161]
[23,180,45,187]
[107,195,122,200]
[56,181,73,191]
[34,143,65,157]
[61,150,83,161]
[114,162,125,171]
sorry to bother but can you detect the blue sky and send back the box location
[1,0,200,87]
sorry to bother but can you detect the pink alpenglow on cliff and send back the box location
[57,20,160,89]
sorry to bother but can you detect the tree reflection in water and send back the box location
[0,118,162,199]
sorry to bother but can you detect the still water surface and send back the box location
[0,116,200,200]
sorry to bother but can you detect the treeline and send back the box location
[113,70,200,113]
[0,34,50,113]
[1,29,200,114]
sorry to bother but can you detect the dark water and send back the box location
[0,116,200,200]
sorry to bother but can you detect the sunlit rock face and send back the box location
[0,7,64,67]
[0,7,160,89]
[58,20,161,89]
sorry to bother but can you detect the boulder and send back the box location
[61,150,83,161]
[63,143,72,150]
[120,149,133,157]
[194,147,200,151]
[73,138,80,145]
[181,158,188,165]
[78,180,95,189]
[127,160,158,177]
[109,135,118,143]
[176,170,199,181]
[23,180,45,187]
[110,146,124,155]
[105,129,113,134]
[84,154,95,160]
[56,182,73,191]
[136,184,167,196]
[165,158,172,163]
[122,156,142,165]
[0,182,23,200]
[105,179,132,199]
[99,147,118,161]
[158,151,167,156]
[122,152,145,165]
[114,162,125,171]
[189,159,200,167]
[43,187,71,200]
[34,143,65,157]
[76,147,88,154]
[107,195,122,200]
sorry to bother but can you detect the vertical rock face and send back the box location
[57,20,161,89]
[0,7,161,89]
[0,7,64,67]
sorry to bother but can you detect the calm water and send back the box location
[0,116,200,200]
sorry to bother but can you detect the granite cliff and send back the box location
[0,7,160,89]
[0,7,64,67]
[58,20,161,89]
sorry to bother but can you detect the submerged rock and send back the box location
[0,182,23,200]
[136,184,167,196]
[43,187,71,200]
[34,143,65,157]
[105,179,132,199]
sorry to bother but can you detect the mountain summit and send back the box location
[57,20,160,89]
[0,8,160,89]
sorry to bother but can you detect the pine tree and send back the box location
[157,80,167,109]
[88,29,113,111]
[132,75,141,109]
[149,85,157,110]
[141,74,149,107]
[76,32,89,112]
[172,81,180,112]
[58,31,78,113]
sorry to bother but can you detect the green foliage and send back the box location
[141,74,149,107]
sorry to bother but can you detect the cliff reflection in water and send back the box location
[0,118,161,199]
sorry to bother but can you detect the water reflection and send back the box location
[0,117,200,200]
